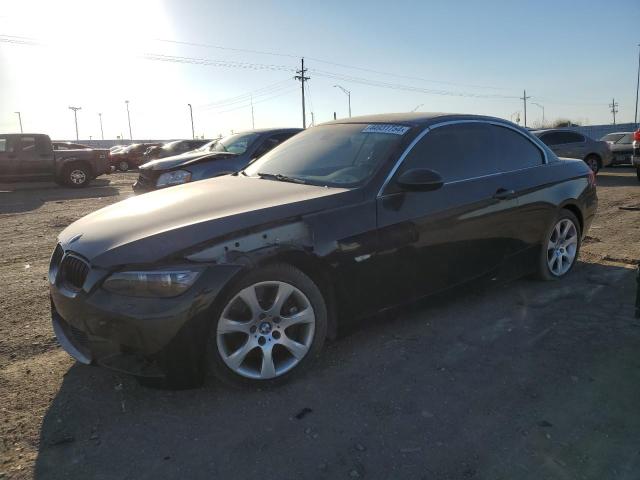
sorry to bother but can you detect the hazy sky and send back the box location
[1,0,639,140]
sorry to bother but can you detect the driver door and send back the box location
[373,122,517,308]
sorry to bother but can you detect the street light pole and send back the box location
[531,102,545,126]
[68,106,81,141]
[333,85,351,117]
[14,112,23,133]
[411,103,424,112]
[98,113,104,140]
[125,100,132,140]
[250,95,255,129]
[187,103,195,139]
[635,43,640,127]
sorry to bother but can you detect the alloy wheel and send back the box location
[69,169,87,185]
[216,281,316,380]
[547,218,578,276]
[119,161,129,171]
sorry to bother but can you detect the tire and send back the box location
[584,154,600,174]
[536,209,581,281]
[636,167,640,182]
[63,163,91,188]
[206,263,327,388]
[118,161,130,172]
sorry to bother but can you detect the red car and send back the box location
[110,143,162,171]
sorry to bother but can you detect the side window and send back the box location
[20,136,36,152]
[539,132,563,146]
[399,123,499,183]
[253,133,292,158]
[491,126,544,171]
[554,132,583,144]
[0,138,8,153]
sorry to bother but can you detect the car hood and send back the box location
[140,151,235,170]
[59,175,351,267]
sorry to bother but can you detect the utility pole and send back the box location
[125,100,132,140]
[187,103,195,139]
[520,90,531,127]
[14,112,23,133]
[294,57,310,128]
[635,43,640,127]
[250,95,255,129]
[98,113,104,140]
[68,106,81,141]
[609,98,619,125]
[333,85,351,117]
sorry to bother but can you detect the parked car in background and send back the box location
[601,132,634,165]
[110,142,162,171]
[533,129,612,173]
[110,145,127,154]
[133,128,301,193]
[142,139,210,161]
[53,141,91,151]
[0,133,111,187]
[50,113,597,387]
[632,128,640,181]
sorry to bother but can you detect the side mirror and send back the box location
[396,168,444,192]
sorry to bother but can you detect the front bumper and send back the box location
[49,251,243,376]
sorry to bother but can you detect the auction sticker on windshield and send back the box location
[362,124,411,135]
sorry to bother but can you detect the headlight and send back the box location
[102,269,202,297]
[156,170,191,187]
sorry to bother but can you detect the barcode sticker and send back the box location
[362,124,411,135]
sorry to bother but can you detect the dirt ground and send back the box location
[0,169,639,479]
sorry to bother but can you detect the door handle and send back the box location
[492,188,516,200]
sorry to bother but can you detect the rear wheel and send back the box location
[536,210,581,280]
[118,160,130,172]
[584,154,600,174]
[63,163,91,188]
[207,264,327,387]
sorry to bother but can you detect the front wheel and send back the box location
[118,161,130,172]
[207,264,327,387]
[584,155,600,174]
[536,210,581,281]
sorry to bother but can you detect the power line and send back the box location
[198,80,293,110]
[212,87,298,115]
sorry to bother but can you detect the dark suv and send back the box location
[142,140,210,162]
[133,128,301,193]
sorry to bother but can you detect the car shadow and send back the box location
[0,180,120,214]
[33,261,640,479]
[597,167,638,187]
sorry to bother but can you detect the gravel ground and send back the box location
[0,169,639,480]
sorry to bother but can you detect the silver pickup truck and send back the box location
[0,133,111,187]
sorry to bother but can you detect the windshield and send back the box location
[211,132,258,155]
[601,133,625,143]
[244,123,410,187]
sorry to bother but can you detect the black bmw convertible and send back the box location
[49,113,597,387]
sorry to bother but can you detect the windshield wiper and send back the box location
[256,172,307,184]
